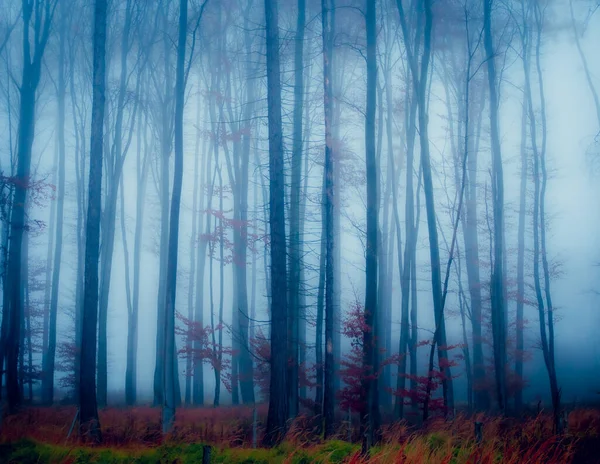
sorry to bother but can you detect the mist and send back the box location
[1,0,599,453]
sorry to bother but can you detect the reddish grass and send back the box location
[1,406,600,463]
[1,405,268,448]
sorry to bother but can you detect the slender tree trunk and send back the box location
[484,0,507,413]
[42,4,67,405]
[263,0,289,446]
[287,0,305,420]
[315,169,326,417]
[185,79,203,407]
[79,0,107,442]
[162,0,187,433]
[41,141,57,402]
[126,78,150,406]
[321,0,336,438]
[6,0,54,413]
[361,0,380,453]
[515,92,527,413]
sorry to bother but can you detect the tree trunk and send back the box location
[515,91,527,413]
[287,0,305,420]
[79,0,107,442]
[484,0,507,413]
[162,0,187,433]
[6,0,53,413]
[263,0,289,446]
[42,4,67,404]
[321,0,336,439]
[361,0,380,453]
[126,78,150,406]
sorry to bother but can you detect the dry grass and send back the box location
[1,406,599,463]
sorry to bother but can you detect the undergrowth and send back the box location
[1,407,599,463]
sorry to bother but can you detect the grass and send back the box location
[1,406,599,463]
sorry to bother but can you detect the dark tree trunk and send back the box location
[361,0,380,453]
[79,0,107,443]
[315,169,326,416]
[287,0,305,420]
[162,0,187,433]
[321,0,336,439]
[484,0,507,413]
[263,0,289,447]
[6,0,54,414]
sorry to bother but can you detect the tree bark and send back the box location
[484,0,507,413]
[361,0,380,453]
[263,0,289,446]
[79,0,107,443]
[42,3,67,404]
[162,0,187,434]
[287,0,305,420]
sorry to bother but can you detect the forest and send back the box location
[0,0,600,462]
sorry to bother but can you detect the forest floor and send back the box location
[1,406,599,463]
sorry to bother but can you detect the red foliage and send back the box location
[175,312,233,392]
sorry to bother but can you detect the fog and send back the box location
[1,0,599,441]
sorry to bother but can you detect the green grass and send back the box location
[0,439,360,464]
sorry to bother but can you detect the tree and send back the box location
[288,0,306,421]
[162,0,188,434]
[361,0,380,453]
[97,0,141,406]
[5,0,58,413]
[41,0,68,405]
[79,0,108,443]
[263,0,289,447]
[321,0,336,438]
[483,0,507,413]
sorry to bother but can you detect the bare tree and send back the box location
[361,0,380,453]
[263,0,288,447]
[79,0,108,443]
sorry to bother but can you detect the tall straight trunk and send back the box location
[522,2,560,427]
[126,80,150,406]
[185,80,203,407]
[79,0,107,442]
[162,0,187,433]
[315,169,326,415]
[42,4,67,404]
[515,93,527,413]
[329,0,342,398]
[484,0,507,412]
[287,0,305,419]
[321,0,336,438]
[455,246,473,410]
[70,43,87,401]
[464,88,488,411]
[0,59,15,402]
[41,141,57,400]
[19,221,29,401]
[376,82,391,410]
[395,79,418,420]
[361,0,380,453]
[98,0,136,406]
[154,1,175,406]
[235,16,257,404]
[6,0,54,413]
[298,59,312,403]
[263,0,289,446]
[193,103,210,406]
